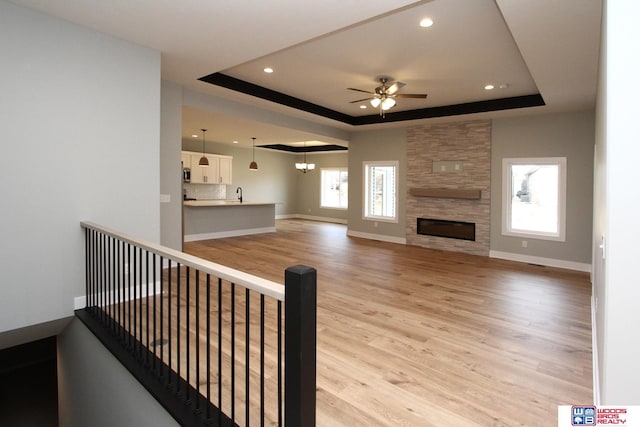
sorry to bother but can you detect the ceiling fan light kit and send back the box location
[349,76,427,116]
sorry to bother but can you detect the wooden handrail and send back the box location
[80,221,284,301]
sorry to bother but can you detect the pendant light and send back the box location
[249,137,258,170]
[295,141,315,173]
[199,128,209,167]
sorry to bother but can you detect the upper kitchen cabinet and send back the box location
[181,152,191,169]
[183,151,232,184]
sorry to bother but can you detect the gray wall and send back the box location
[347,128,407,240]
[295,152,349,222]
[490,111,595,264]
[594,0,640,405]
[58,319,179,427]
[0,1,161,342]
[160,81,184,250]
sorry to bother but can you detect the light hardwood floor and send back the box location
[179,219,593,427]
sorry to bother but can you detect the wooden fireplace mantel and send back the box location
[409,188,482,200]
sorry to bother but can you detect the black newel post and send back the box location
[285,265,317,427]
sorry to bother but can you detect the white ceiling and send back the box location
[10,0,602,148]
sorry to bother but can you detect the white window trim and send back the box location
[320,167,348,210]
[363,160,399,223]
[501,157,567,242]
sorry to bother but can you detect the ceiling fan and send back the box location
[348,76,427,115]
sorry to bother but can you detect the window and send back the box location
[364,161,398,222]
[502,157,566,241]
[320,168,348,209]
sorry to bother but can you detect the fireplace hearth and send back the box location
[417,218,475,241]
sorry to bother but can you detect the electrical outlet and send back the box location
[374,221,378,228]
[522,240,527,248]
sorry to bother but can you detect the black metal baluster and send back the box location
[133,245,138,354]
[146,250,150,366]
[101,233,106,323]
[98,233,104,325]
[206,273,211,422]
[84,228,89,308]
[139,247,143,359]
[260,294,265,427]
[231,283,236,423]
[109,236,113,330]
[115,238,120,332]
[127,243,132,348]
[168,259,172,386]
[186,266,190,403]
[120,242,128,341]
[195,269,200,413]
[277,300,282,427]
[245,287,250,426]
[159,255,164,377]
[218,278,223,427]
[153,253,157,371]
[176,263,181,395]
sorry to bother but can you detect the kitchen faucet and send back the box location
[236,187,243,203]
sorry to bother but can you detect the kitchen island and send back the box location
[183,200,276,242]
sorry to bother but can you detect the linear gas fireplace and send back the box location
[417,218,476,241]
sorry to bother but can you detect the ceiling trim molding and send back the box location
[258,144,348,153]
[199,72,545,126]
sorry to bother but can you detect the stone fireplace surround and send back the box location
[406,120,491,256]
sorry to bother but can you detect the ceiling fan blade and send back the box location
[347,87,375,95]
[386,81,406,95]
[396,93,428,99]
[349,97,373,103]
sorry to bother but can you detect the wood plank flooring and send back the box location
[181,219,593,427]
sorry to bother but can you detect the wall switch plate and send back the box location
[160,194,171,203]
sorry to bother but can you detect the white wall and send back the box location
[0,1,161,343]
[594,0,640,405]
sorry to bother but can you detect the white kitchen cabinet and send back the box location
[181,153,191,169]
[218,156,232,184]
[183,151,232,184]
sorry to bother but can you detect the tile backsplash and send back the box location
[183,183,227,200]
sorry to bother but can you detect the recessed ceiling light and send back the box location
[191,134,198,138]
[263,67,274,73]
[360,105,367,109]
[419,17,433,28]
[499,83,509,89]
[233,140,239,144]
[484,84,495,90]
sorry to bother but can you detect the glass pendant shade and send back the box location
[381,97,396,110]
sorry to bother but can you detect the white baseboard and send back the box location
[489,250,591,272]
[74,281,163,310]
[346,229,407,245]
[591,295,600,405]
[184,226,276,242]
[283,214,347,224]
